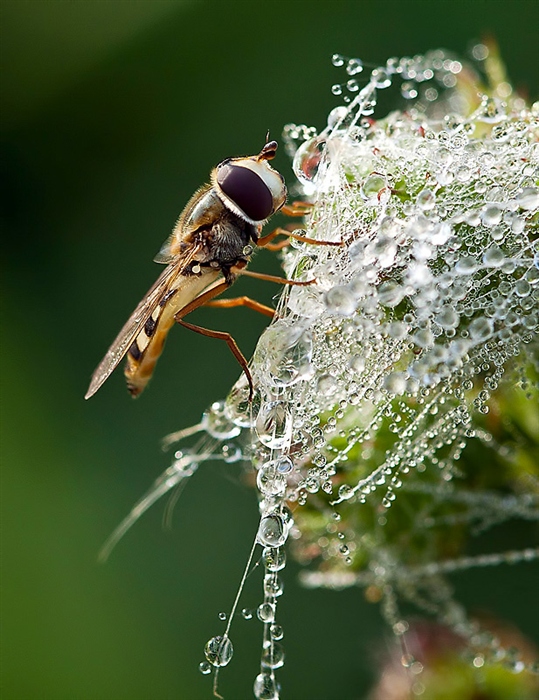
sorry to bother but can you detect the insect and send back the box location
[85,140,321,401]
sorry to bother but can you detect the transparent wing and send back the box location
[153,232,176,265]
[85,243,204,399]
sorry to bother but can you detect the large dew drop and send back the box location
[204,635,233,667]
[254,672,279,700]
[255,401,293,449]
[257,514,288,547]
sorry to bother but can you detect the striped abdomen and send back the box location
[124,269,221,397]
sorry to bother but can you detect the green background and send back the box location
[2,1,538,699]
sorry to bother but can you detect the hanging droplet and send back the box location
[257,602,276,623]
[204,635,233,667]
[254,672,279,700]
[255,401,293,449]
[202,402,241,439]
[270,624,284,640]
[371,67,391,88]
[257,514,287,547]
[257,464,287,497]
[346,57,363,75]
[261,641,285,669]
[263,546,287,572]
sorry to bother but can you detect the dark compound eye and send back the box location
[217,164,273,221]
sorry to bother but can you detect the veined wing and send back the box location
[85,243,204,399]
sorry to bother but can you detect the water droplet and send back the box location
[263,546,286,572]
[472,43,489,60]
[516,186,539,210]
[346,57,363,75]
[436,306,460,329]
[455,256,478,275]
[257,602,276,623]
[387,321,409,340]
[431,222,452,246]
[349,354,365,373]
[383,372,407,394]
[316,374,338,396]
[225,376,252,428]
[218,611,227,621]
[221,443,242,463]
[371,67,391,88]
[257,463,287,497]
[258,514,287,547]
[254,672,279,700]
[338,484,354,500]
[416,188,436,210]
[202,402,241,439]
[332,53,345,67]
[481,204,503,227]
[413,329,434,349]
[204,635,233,667]
[241,608,253,620]
[401,82,418,99]
[483,244,505,267]
[515,279,531,297]
[469,317,493,341]
[256,401,292,449]
[361,173,386,202]
[276,456,293,474]
[377,280,404,307]
[324,285,356,315]
[327,106,348,130]
[331,84,343,96]
[270,624,284,640]
[261,641,285,669]
[199,661,212,675]
[264,573,284,598]
[287,285,324,318]
[292,136,325,187]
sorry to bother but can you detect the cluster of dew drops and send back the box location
[191,47,539,698]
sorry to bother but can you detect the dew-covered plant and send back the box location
[103,45,539,699]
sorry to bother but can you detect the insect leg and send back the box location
[232,267,316,286]
[205,296,275,318]
[280,200,315,217]
[174,280,255,400]
[176,317,254,401]
[258,226,343,249]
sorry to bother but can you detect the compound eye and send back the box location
[217,163,273,221]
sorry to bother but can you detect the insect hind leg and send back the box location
[176,317,254,401]
[173,280,255,400]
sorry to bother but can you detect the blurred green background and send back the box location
[2,1,538,699]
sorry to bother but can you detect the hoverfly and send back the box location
[85,140,319,401]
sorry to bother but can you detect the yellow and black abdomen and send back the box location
[124,268,221,397]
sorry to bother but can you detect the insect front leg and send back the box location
[280,200,315,217]
[176,317,254,401]
[257,226,344,250]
